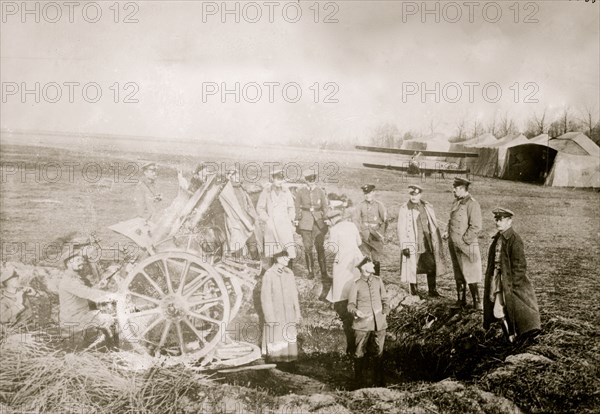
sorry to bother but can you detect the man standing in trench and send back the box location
[348,257,389,388]
[442,177,483,309]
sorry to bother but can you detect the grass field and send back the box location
[1,141,599,413]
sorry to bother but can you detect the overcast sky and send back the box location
[1,1,598,145]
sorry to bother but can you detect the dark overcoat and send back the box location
[483,227,541,335]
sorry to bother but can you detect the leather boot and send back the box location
[500,318,516,343]
[455,281,466,307]
[427,273,441,297]
[318,253,328,281]
[373,261,381,276]
[409,283,418,296]
[354,357,365,388]
[374,356,386,387]
[304,252,314,279]
[469,283,483,310]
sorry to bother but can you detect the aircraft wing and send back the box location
[355,145,478,158]
[362,163,470,174]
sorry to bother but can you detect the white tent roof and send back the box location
[552,132,600,157]
[529,134,550,145]
[462,133,498,147]
[489,134,528,148]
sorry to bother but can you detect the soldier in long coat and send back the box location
[256,170,297,261]
[397,185,446,297]
[294,173,329,280]
[324,209,363,355]
[483,208,541,343]
[355,184,387,276]
[443,177,483,309]
[260,250,301,364]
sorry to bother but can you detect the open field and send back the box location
[1,140,599,413]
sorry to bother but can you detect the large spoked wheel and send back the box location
[116,252,230,362]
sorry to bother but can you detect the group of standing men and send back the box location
[119,163,541,385]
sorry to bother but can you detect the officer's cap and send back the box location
[408,184,423,194]
[492,207,514,219]
[361,184,376,194]
[453,177,471,188]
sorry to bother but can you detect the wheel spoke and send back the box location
[158,320,172,348]
[182,317,207,347]
[177,259,192,294]
[187,310,223,326]
[191,300,221,314]
[187,296,223,306]
[182,273,212,298]
[128,291,161,306]
[138,316,164,339]
[175,321,187,355]
[140,270,165,297]
[127,307,161,320]
[162,259,175,294]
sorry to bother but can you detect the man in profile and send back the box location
[58,249,118,349]
[134,161,163,223]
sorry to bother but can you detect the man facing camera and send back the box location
[348,257,389,387]
[442,177,483,310]
[483,208,541,344]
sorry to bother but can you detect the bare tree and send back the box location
[454,117,468,142]
[487,111,498,136]
[370,122,401,147]
[498,112,518,137]
[524,109,548,137]
[470,119,484,140]
[578,105,598,138]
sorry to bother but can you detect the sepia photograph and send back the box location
[1,1,599,413]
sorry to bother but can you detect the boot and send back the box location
[469,283,483,310]
[409,283,418,296]
[373,261,381,276]
[455,281,466,307]
[304,252,315,279]
[427,273,441,297]
[354,357,365,388]
[374,356,386,387]
[499,318,516,343]
[317,253,328,281]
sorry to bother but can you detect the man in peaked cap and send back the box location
[58,248,119,349]
[347,256,389,387]
[397,185,446,297]
[323,208,363,355]
[256,168,297,265]
[483,208,540,344]
[134,161,163,223]
[355,184,387,276]
[442,177,483,309]
[294,172,329,283]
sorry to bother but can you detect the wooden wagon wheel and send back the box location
[116,252,230,361]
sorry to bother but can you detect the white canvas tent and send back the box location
[462,133,498,147]
[503,133,600,187]
[401,133,452,152]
